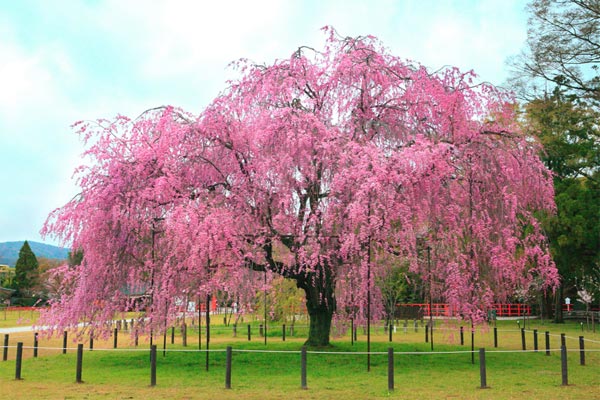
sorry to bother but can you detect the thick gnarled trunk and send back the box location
[305,294,334,347]
[298,268,336,347]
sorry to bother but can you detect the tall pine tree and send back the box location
[14,241,39,296]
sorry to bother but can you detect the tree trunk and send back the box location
[305,301,334,347]
[297,268,336,347]
[554,285,564,323]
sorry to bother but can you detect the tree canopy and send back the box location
[523,88,600,319]
[511,0,600,320]
[511,0,600,102]
[13,240,39,296]
[42,29,558,345]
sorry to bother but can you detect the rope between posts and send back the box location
[3,345,599,355]
[1,345,227,353]
[232,349,300,354]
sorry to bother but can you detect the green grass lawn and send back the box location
[0,308,40,328]
[1,318,599,399]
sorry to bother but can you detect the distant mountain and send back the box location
[0,241,70,267]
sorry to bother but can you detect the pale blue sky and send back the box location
[0,0,528,246]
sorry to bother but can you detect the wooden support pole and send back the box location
[15,342,23,380]
[301,346,307,390]
[76,343,84,383]
[225,346,232,389]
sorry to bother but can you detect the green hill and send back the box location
[0,241,69,267]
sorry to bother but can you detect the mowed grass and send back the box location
[1,317,599,399]
[0,308,40,329]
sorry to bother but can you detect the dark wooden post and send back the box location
[113,328,118,349]
[76,343,83,383]
[479,348,488,389]
[225,346,232,389]
[493,327,497,348]
[15,342,23,380]
[206,294,211,370]
[533,329,538,352]
[561,344,568,386]
[247,324,251,341]
[33,332,38,358]
[579,336,585,366]
[301,346,307,390]
[150,345,157,387]
[387,347,394,391]
[545,331,550,356]
[171,326,175,345]
[3,334,8,361]
[283,324,286,341]
[63,331,68,354]
[471,327,475,365]
[460,326,464,345]
[521,328,526,351]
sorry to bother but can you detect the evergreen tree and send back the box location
[524,90,600,322]
[13,241,39,296]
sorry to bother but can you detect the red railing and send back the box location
[397,303,533,317]
[5,306,41,312]
[490,303,531,317]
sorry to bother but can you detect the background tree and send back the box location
[42,29,558,346]
[511,0,600,321]
[510,0,600,102]
[376,261,409,328]
[13,241,39,297]
[0,266,14,288]
[524,91,600,321]
[253,276,305,326]
[36,257,67,302]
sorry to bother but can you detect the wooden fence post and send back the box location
[387,347,394,391]
[561,344,568,386]
[15,342,23,380]
[150,345,157,387]
[225,346,232,389]
[301,346,307,390]
[3,334,8,361]
[479,348,488,389]
[76,343,84,383]
[33,333,38,358]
